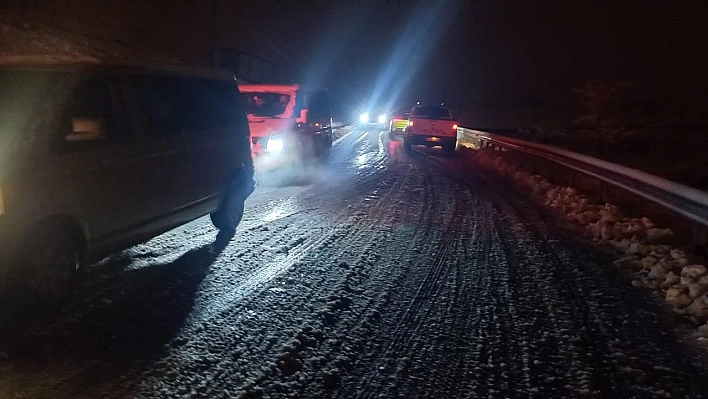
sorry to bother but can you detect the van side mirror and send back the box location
[295,109,308,124]
[66,117,106,142]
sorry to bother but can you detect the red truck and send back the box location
[403,105,458,155]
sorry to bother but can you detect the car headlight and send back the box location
[359,113,369,123]
[266,137,284,152]
[378,114,386,124]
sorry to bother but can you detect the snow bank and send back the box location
[472,148,708,338]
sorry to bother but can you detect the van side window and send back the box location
[182,79,241,132]
[56,77,126,149]
[133,76,185,137]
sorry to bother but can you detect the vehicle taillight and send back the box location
[408,120,414,127]
[392,118,400,123]
[452,124,458,130]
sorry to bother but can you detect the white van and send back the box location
[0,56,255,309]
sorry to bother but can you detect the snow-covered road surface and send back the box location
[2,129,708,398]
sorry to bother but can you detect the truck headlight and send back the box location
[266,137,284,152]
[378,114,386,124]
[266,137,283,152]
[359,113,369,123]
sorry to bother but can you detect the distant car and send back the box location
[388,109,410,139]
[403,105,458,155]
[358,109,388,130]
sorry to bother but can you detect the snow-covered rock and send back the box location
[671,249,689,265]
[699,323,708,338]
[648,264,667,281]
[666,286,692,308]
[601,224,616,242]
[681,265,707,280]
[688,283,708,299]
[640,217,654,229]
[646,228,673,242]
[626,241,650,257]
[687,295,708,323]
[681,277,695,287]
[641,255,658,270]
[574,210,601,225]
[663,271,681,288]
[698,275,708,286]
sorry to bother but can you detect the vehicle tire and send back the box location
[211,179,247,235]
[321,140,332,158]
[10,226,82,311]
[301,137,317,160]
[404,139,412,153]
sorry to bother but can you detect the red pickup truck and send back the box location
[403,105,458,155]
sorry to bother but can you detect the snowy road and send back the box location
[2,128,708,398]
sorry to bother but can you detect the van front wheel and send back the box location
[11,228,81,311]
[211,180,247,235]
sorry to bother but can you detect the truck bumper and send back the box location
[404,134,456,147]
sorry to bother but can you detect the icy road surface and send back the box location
[2,128,708,398]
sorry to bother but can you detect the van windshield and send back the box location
[241,92,291,117]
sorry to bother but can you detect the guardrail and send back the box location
[457,127,708,246]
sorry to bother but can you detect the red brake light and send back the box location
[452,124,458,130]
[392,118,400,123]
[408,120,414,127]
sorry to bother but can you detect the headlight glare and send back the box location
[359,113,369,123]
[378,114,386,123]
[266,137,284,152]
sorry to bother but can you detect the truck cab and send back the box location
[239,84,333,160]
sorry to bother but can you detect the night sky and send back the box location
[3,0,707,126]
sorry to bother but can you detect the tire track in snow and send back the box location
[352,183,466,397]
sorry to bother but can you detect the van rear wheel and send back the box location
[211,180,247,235]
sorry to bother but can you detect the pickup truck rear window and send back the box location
[412,106,451,119]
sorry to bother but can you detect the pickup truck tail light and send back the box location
[452,124,458,130]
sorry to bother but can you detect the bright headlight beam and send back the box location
[378,114,386,123]
[359,113,369,123]
[266,137,284,152]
